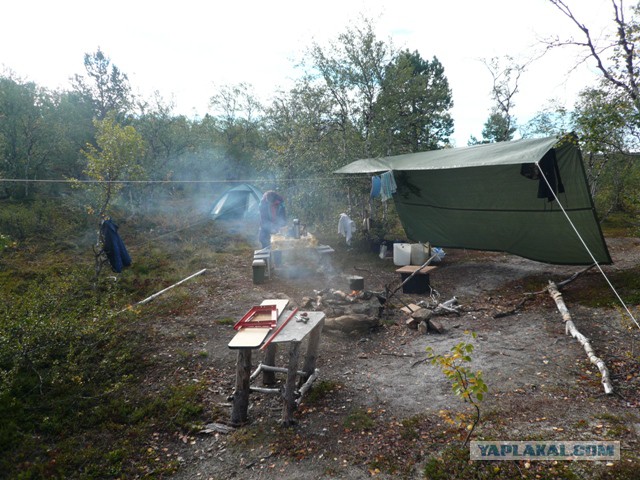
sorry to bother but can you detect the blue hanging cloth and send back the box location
[100,219,132,273]
[370,175,381,198]
[380,171,397,201]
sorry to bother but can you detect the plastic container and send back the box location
[410,243,429,265]
[393,243,411,266]
[252,259,266,284]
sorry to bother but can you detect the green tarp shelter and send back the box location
[334,136,611,265]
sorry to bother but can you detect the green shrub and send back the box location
[0,268,142,474]
[0,198,89,242]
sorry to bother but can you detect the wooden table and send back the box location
[394,264,438,275]
[228,303,325,426]
[252,242,334,282]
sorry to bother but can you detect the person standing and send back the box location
[258,191,286,248]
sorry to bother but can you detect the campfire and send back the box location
[298,276,383,334]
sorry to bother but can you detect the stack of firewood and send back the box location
[401,297,461,334]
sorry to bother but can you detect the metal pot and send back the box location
[348,275,364,291]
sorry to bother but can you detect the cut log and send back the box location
[262,344,277,385]
[282,342,301,427]
[401,303,421,314]
[411,308,433,322]
[300,296,314,309]
[547,281,613,395]
[427,318,445,334]
[406,317,420,330]
[200,422,234,434]
[300,319,323,384]
[324,314,378,333]
[230,348,252,426]
[418,320,428,335]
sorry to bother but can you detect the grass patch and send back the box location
[563,266,640,307]
[229,424,275,448]
[305,380,342,404]
[343,407,376,431]
[594,412,634,437]
[423,444,584,480]
[600,212,639,238]
[215,317,236,326]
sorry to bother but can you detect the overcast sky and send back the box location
[1,0,616,146]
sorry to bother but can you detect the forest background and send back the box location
[2,2,640,477]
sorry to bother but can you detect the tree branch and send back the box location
[548,0,637,104]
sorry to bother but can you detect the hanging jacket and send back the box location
[338,213,355,245]
[101,219,132,273]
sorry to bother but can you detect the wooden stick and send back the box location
[547,281,613,395]
[300,320,323,384]
[137,268,207,305]
[230,348,252,426]
[262,345,278,385]
[282,341,301,426]
[555,263,597,289]
[296,369,319,405]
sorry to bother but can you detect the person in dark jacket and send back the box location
[258,191,286,248]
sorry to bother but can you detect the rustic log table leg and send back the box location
[300,321,323,385]
[281,341,301,426]
[262,343,277,385]
[230,348,252,426]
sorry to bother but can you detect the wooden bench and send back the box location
[229,300,325,426]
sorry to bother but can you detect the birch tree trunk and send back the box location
[548,281,613,395]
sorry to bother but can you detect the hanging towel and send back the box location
[380,171,397,201]
[338,213,354,245]
[370,175,381,198]
[100,219,132,273]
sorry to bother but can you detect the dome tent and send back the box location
[210,183,263,221]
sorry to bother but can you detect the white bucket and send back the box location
[393,243,411,266]
[410,243,429,265]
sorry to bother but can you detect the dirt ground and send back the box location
[152,236,640,479]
